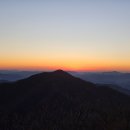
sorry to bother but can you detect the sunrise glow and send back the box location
[0,1,130,72]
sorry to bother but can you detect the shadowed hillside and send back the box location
[0,70,130,130]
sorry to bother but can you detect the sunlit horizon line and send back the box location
[0,66,130,73]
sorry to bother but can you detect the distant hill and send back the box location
[0,79,9,83]
[0,70,130,130]
[70,71,130,90]
[0,71,40,81]
[0,73,22,81]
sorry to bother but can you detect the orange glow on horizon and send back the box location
[0,59,130,72]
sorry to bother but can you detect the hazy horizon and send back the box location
[0,68,130,73]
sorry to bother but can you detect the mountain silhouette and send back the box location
[0,70,130,130]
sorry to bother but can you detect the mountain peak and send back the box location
[53,69,67,74]
[52,69,73,78]
[21,69,74,83]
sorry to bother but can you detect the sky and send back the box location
[0,0,130,72]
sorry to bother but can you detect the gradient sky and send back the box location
[0,0,130,71]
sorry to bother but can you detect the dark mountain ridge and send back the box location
[0,70,130,130]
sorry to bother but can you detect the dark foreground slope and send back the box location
[0,70,130,130]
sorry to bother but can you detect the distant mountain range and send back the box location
[0,70,40,81]
[70,71,130,90]
[1,70,130,95]
[0,70,130,130]
[1,70,130,88]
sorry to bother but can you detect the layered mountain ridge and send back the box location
[0,70,130,130]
